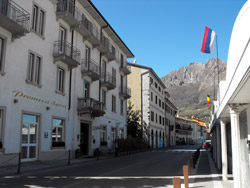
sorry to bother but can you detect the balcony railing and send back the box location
[119,86,131,99]
[81,59,100,81]
[104,44,116,61]
[0,0,30,40]
[56,0,81,27]
[95,34,109,53]
[120,62,131,75]
[74,13,92,39]
[53,40,81,68]
[78,98,105,117]
[101,72,116,90]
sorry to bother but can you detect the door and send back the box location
[80,123,89,155]
[101,60,106,81]
[21,114,38,162]
[85,46,90,70]
[59,26,66,54]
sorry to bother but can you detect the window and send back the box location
[120,128,124,139]
[162,102,164,109]
[159,116,162,125]
[151,111,154,121]
[56,67,65,93]
[150,77,153,85]
[158,86,161,92]
[52,118,65,147]
[59,26,66,53]
[100,126,107,145]
[120,54,124,67]
[151,92,153,101]
[102,89,106,109]
[84,81,90,99]
[112,68,116,85]
[155,82,158,88]
[27,52,42,86]
[111,127,117,143]
[155,96,157,104]
[0,109,4,149]
[0,36,6,74]
[120,99,124,115]
[32,4,45,36]
[163,118,165,126]
[156,114,158,123]
[112,95,116,112]
[159,99,161,107]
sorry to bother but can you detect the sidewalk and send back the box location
[0,154,114,178]
[190,150,234,188]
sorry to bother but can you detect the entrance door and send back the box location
[80,123,89,155]
[21,114,38,162]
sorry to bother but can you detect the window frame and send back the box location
[31,3,46,38]
[56,66,66,95]
[0,35,6,75]
[151,111,154,122]
[112,95,116,113]
[100,125,107,145]
[26,51,42,87]
[0,107,6,150]
[51,117,66,148]
[102,89,106,109]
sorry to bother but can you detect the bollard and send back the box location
[17,152,21,174]
[183,165,189,188]
[189,159,193,175]
[68,150,71,166]
[173,177,181,188]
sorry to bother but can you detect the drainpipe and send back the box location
[68,0,76,110]
[99,25,109,102]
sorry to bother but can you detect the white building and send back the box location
[209,1,250,187]
[0,0,133,165]
[127,63,177,148]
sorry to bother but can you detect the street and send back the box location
[0,146,198,188]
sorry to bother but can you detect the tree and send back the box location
[127,100,142,138]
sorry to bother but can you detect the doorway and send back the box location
[21,114,39,162]
[80,123,89,155]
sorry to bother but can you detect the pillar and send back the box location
[216,124,221,169]
[220,119,228,181]
[230,105,241,188]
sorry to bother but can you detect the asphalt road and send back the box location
[0,146,198,188]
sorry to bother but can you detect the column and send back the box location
[220,119,228,181]
[216,125,221,169]
[230,105,241,188]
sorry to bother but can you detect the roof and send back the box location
[79,0,134,58]
[127,62,166,88]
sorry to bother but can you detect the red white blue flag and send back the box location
[201,26,216,54]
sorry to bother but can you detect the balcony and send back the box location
[53,41,81,68]
[87,24,101,46]
[77,98,105,117]
[56,0,81,28]
[81,59,100,81]
[119,62,131,75]
[119,86,131,99]
[95,35,109,54]
[104,44,116,61]
[0,0,30,40]
[74,13,92,39]
[101,72,116,90]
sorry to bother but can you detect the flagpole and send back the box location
[216,34,219,102]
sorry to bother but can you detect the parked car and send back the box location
[202,140,211,150]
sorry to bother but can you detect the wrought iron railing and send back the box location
[53,40,81,63]
[78,98,104,112]
[0,0,30,31]
[81,59,100,75]
[101,72,116,86]
[57,0,82,22]
[120,86,131,96]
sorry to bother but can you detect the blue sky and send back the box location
[91,0,246,77]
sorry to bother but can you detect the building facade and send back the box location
[209,1,250,187]
[0,0,133,165]
[127,63,177,148]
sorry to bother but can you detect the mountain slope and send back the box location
[161,58,226,122]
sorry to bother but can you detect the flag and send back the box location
[201,26,216,54]
[207,95,210,106]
